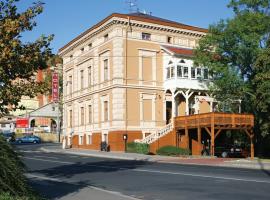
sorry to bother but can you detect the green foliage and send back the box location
[0,0,53,116]
[127,142,149,154]
[194,0,270,152]
[0,136,36,196]
[157,146,190,156]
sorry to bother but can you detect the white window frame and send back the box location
[101,95,110,122]
[86,134,92,145]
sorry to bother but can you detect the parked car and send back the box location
[16,135,41,144]
[215,145,249,158]
[0,130,15,142]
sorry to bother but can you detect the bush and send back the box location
[0,135,39,199]
[157,146,190,156]
[127,142,149,154]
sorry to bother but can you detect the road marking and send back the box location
[23,157,74,164]
[26,174,64,182]
[25,173,141,200]
[84,164,270,184]
[33,155,58,160]
[132,168,270,184]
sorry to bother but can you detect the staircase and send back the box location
[136,123,173,144]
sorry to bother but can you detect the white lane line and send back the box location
[26,174,64,182]
[132,168,270,184]
[25,174,141,200]
[84,164,270,184]
[33,155,58,160]
[23,157,74,164]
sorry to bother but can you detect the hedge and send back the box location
[127,142,149,154]
[0,135,40,199]
[157,145,190,156]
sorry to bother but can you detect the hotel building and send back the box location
[59,12,254,156]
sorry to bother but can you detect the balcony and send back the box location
[174,112,254,129]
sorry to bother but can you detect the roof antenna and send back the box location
[125,0,138,13]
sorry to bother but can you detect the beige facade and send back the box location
[59,12,212,150]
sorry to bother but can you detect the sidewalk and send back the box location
[40,144,270,170]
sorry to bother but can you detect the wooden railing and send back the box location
[174,112,254,129]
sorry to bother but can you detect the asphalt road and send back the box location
[15,144,270,200]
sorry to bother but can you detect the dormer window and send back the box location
[142,32,151,41]
[104,34,108,41]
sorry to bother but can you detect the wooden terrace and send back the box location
[174,112,255,158]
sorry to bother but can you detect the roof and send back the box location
[162,45,194,57]
[59,12,208,53]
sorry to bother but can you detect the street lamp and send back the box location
[62,80,72,149]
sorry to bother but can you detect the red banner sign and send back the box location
[16,118,29,128]
[52,72,59,102]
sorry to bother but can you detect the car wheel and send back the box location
[33,140,37,144]
[18,140,22,144]
[221,151,228,158]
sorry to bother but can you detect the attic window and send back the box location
[88,43,92,48]
[104,34,109,41]
[80,47,84,52]
[70,55,73,59]
[142,32,151,40]
[167,36,172,44]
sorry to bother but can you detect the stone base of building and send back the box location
[71,131,143,152]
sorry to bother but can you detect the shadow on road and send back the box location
[258,159,270,177]
[28,160,151,199]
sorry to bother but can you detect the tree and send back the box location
[195,0,270,155]
[0,0,53,116]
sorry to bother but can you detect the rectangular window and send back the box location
[197,68,202,79]
[177,65,182,77]
[191,67,196,78]
[183,67,189,78]
[104,101,108,122]
[88,66,91,87]
[203,68,209,79]
[88,43,92,48]
[167,36,172,44]
[80,70,84,89]
[79,135,83,145]
[104,59,108,81]
[88,105,92,124]
[142,32,151,40]
[170,67,175,78]
[68,75,72,94]
[166,68,170,79]
[80,107,84,125]
[69,110,72,127]
[104,34,108,41]
[87,135,92,145]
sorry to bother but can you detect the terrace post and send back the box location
[197,126,202,154]
[210,113,215,156]
[250,133,254,160]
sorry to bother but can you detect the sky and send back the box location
[17,0,234,53]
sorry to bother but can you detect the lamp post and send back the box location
[62,80,72,149]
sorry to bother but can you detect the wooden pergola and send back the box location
[174,112,255,158]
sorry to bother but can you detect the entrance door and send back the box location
[166,101,172,124]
